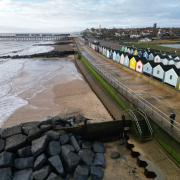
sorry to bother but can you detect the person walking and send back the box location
[170,112,176,128]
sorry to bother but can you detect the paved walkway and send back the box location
[76,39,180,142]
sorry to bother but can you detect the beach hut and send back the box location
[138,50,143,57]
[121,46,125,52]
[109,50,113,59]
[130,48,134,55]
[115,53,120,63]
[168,59,175,65]
[148,53,154,61]
[129,56,137,70]
[164,66,180,87]
[143,51,149,59]
[124,55,130,67]
[113,51,117,61]
[174,56,180,61]
[175,62,180,69]
[133,49,138,56]
[136,59,146,73]
[120,54,125,65]
[127,48,131,54]
[152,63,165,81]
[106,49,110,58]
[162,58,169,65]
[154,55,161,63]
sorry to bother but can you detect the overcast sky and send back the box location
[0,0,180,33]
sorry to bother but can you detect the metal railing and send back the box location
[81,49,180,143]
[137,109,153,136]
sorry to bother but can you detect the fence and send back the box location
[82,51,180,143]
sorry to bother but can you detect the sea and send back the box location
[0,41,81,126]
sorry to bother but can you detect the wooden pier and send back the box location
[0,33,70,41]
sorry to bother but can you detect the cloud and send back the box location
[0,0,179,33]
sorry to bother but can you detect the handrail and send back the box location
[137,109,153,136]
[76,39,180,142]
[128,110,142,136]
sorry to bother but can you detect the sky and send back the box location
[0,0,180,33]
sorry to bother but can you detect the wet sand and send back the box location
[2,58,112,128]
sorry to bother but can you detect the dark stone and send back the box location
[91,166,104,180]
[27,127,42,140]
[0,139,5,152]
[48,155,64,176]
[73,165,89,180]
[1,125,22,138]
[82,141,92,149]
[34,154,47,170]
[63,152,80,173]
[79,149,94,165]
[110,151,120,159]
[13,169,33,180]
[93,153,106,168]
[46,130,60,140]
[14,157,34,169]
[93,142,105,153]
[31,135,49,156]
[22,124,38,135]
[61,145,75,157]
[47,141,61,156]
[0,151,14,167]
[47,172,64,180]
[33,165,50,180]
[39,124,52,132]
[53,125,64,130]
[5,134,27,151]
[21,121,40,128]
[59,134,69,145]
[70,135,80,152]
[17,146,32,157]
[0,167,12,180]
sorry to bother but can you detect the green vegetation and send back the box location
[151,121,180,166]
[80,55,130,111]
[127,42,180,56]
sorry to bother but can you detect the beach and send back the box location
[1,56,112,128]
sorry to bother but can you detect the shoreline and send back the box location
[2,57,112,128]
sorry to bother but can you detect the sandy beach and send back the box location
[2,57,112,128]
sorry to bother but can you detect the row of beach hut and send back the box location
[89,42,180,90]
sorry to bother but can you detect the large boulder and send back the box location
[0,167,12,180]
[61,145,75,157]
[0,139,5,152]
[73,165,89,180]
[62,151,80,173]
[46,172,64,180]
[48,155,64,176]
[13,169,33,180]
[47,141,61,156]
[90,166,104,180]
[79,149,94,166]
[33,165,50,180]
[31,135,49,156]
[59,134,69,145]
[46,130,60,141]
[1,125,22,138]
[17,146,32,157]
[14,157,34,170]
[70,135,80,152]
[93,153,106,168]
[0,151,14,167]
[34,154,47,170]
[5,134,27,151]
[93,142,105,153]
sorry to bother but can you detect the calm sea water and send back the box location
[160,44,180,49]
[0,41,81,126]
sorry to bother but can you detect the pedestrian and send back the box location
[170,112,176,128]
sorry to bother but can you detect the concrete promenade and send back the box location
[76,38,180,143]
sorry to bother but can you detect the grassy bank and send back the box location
[151,121,180,166]
[127,42,180,56]
[79,55,130,111]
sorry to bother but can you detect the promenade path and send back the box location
[76,38,180,142]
